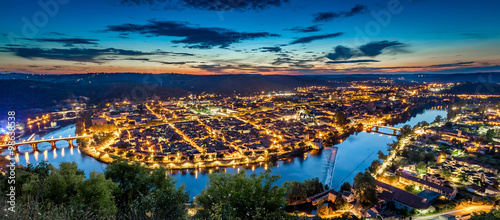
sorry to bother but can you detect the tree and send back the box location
[283,178,326,204]
[424,152,436,163]
[353,171,378,205]
[368,160,381,173]
[433,115,443,124]
[1,162,118,219]
[417,161,427,174]
[76,171,117,218]
[195,169,287,220]
[398,124,413,139]
[377,150,387,160]
[458,173,470,184]
[335,111,348,126]
[486,129,495,143]
[340,182,351,193]
[104,159,189,218]
[470,208,500,219]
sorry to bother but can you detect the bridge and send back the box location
[366,125,401,135]
[50,109,86,121]
[0,135,91,153]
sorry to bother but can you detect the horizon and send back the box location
[1,0,499,75]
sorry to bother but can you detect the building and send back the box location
[399,173,457,199]
[377,181,435,213]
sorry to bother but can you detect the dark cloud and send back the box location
[289,32,343,44]
[46,32,67,36]
[271,57,315,68]
[428,62,474,68]
[327,59,379,64]
[117,0,290,11]
[18,38,99,47]
[260,46,282,53]
[313,4,368,22]
[156,61,188,65]
[326,41,408,62]
[461,32,488,39]
[286,25,321,33]
[192,64,288,73]
[271,58,293,65]
[1,47,175,63]
[326,45,356,61]
[347,62,477,72]
[105,20,279,49]
[359,40,406,56]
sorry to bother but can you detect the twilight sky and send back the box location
[1,0,499,75]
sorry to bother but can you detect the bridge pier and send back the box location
[375,126,379,132]
[31,143,39,152]
[68,140,74,148]
[50,141,57,150]
[393,130,397,135]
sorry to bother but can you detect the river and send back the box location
[2,109,446,199]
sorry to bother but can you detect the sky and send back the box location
[0,0,499,75]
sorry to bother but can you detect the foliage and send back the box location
[470,208,500,220]
[353,171,378,205]
[335,112,348,126]
[486,129,495,143]
[0,162,117,219]
[340,182,351,193]
[283,177,327,204]
[195,169,287,220]
[104,159,190,219]
[433,115,444,124]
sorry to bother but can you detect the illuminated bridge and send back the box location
[366,125,401,135]
[1,135,91,153]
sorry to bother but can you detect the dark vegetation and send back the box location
[0,160,359,220]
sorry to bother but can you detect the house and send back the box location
[376,181,435,213]
[485,186,500,196]
[467,184,483,195]
[400,173,457,199]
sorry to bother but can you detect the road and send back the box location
[414,205,493,220]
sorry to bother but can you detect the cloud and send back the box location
[313,4,368,22]
[326,45,356,61]
[359,40,406,56]
[326,41,408,62]
[260,46,282,53]
[0,47,181,63]
[46,32,66,36]
[428,62,474,68]
[286,25,321,33]
[17,38,99,47]
[105,20,279,49]
[289,32,343,44]
[117,0,290,11]
[327,59,379,64]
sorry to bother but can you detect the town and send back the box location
[3,81,500,219]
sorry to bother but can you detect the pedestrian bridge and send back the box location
[1,135,91,153]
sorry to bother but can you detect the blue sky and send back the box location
[0,0,499,74]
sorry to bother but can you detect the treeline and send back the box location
[0,160,357,220]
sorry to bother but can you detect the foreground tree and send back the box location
[340,182,352,193]
[353,171,378,205]
[282,177,327,204]
[195,169,287,220]
[104,159,189,219]
[0,162,117,219]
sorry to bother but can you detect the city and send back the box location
[1,0,500,219]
